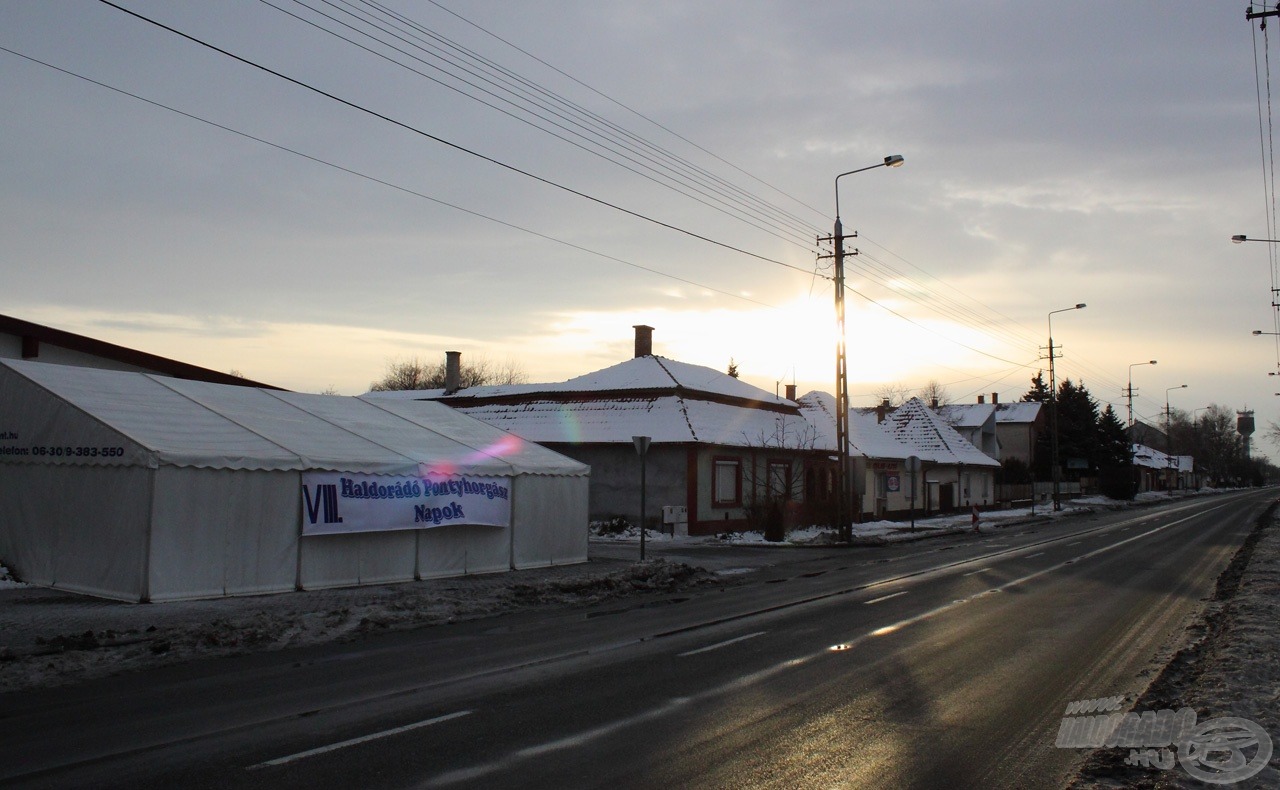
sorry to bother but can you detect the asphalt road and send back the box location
[1,490,1272,789]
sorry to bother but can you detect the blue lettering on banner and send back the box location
[413,502,466,525]
[303,484,344,525]
[336,476,508,502]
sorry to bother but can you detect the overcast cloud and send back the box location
[2,1,1275,449]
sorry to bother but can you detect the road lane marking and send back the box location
[677,631,766,657]
[422,498,1247,788]
[1025,552,1045,558]
[865,591,908,604]
[963,568,988,576]
[1066,541,1082,546]
[250,710,472,769]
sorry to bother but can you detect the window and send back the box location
[768,460,792,500]
[713,458,741,506]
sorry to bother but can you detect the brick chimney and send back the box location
[992,392,999,405]
[444,351,461,394]
[785,383,797,401]
[633,324,654,358]
[977,394,985,404]
[876,399,890,423]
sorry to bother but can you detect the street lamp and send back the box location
[1231,234,1280,243]
[1047,303,1086,511]
[1253,330,1280,335]
[1126,360,1157,428]
[1165,384,1187,496]
[829,154,905,542]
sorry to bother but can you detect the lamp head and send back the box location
[884,154,905,167]
[1254,330,1264,335]
[1150,360,1158,365]
[1232,234,1248,244]
[1075,303,1086,309]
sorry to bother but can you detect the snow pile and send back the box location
[0,563,27,590]
[0,558,723,694]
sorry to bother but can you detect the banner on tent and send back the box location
[301,472,511,535]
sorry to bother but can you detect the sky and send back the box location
[3,1,1279,452]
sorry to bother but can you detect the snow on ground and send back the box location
[591,501,1094,547]
[0,557,725,694]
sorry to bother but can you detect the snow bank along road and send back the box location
[0,490,1272,789]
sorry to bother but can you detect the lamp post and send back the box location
[1165,385,1186,496]
[1047,303,1086,511]
[1231,234,1280,243]
[1126,360,1157,428]
[829,154,904,542]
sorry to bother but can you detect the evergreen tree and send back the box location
[1022,371,1050,403]
[1095,404,1134,499]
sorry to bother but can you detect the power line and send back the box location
[96,0,817,279]
[261,0,821,250]
[417,0,830,224]
[0,44,778,310]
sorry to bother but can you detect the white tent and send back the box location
[0,360,589,602]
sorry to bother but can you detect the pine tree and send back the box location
[1023,371,1050,402]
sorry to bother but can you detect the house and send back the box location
[0,313,278,388]
[800,394,1001,519]
[1131,443,1195,493]
[367,326,826,535]
[993,399,1044,469]
[937,399,1000,461]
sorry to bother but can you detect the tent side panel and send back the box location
[0,465,150,602]
[300,531,416,589]
[357,530,417,585]
[417,524,509,579]
[148,468,298,601]
[511,475,589,570]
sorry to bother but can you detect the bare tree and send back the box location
[368,355,528,392]
[739,418,819,539]
[873,382,911,407]
[916,379,951,407]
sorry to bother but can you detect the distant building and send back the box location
[0,313,278,388]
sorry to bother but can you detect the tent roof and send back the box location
[1,360,587,475]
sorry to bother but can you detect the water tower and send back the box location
[1238,410,1256,457]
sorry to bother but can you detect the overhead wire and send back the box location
[416,0,830,224]
[354,0,824,239]
[95,0,818,280]
[0,44,783,310]
[270,0,823,249]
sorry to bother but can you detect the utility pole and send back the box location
[819,155,904,543]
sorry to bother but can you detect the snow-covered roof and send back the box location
[364,355,804,449]
[0,359,587,476]
[798,391,909,459]
[881,398,1000,467]
[1131,443,1193,472]
[994,401,1042,423]
[937,403,996,429]
[365,355,791,406]
[449,395,813,447]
